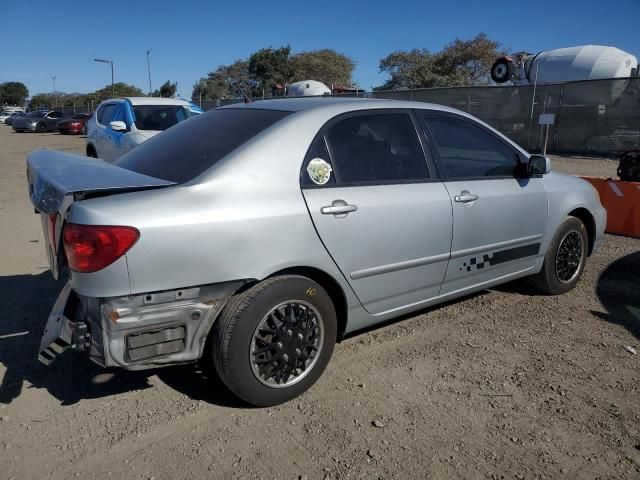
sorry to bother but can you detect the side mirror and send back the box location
[528,155,551,175]
[109,120,128,132]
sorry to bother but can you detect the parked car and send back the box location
[27,98,606,407]
[0,111,12,123]
[86,97,196,162]
[13,110,65,132]
[57,113,92,135]
[4,111,26,126]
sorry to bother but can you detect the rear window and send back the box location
[131,104,191,131]
[115,108,291,183]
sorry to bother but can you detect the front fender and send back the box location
[541,172,606,255]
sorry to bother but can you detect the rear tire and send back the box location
[530,216,588,295]
[211,275,337,407]
[86,145,98,158]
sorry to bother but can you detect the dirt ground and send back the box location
[0,126,638,480]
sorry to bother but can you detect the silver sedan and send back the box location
[27,98,606,406]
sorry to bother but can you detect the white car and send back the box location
[0,111,14,123]
[85,97,197,162]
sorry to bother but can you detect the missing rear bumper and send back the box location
[38,283,90,365]
[39,280,247,370]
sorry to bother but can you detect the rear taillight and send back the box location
[62,224,139,273]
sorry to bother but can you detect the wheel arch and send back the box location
[237,266,349,341]
[86,143,97,157]
[568,207,596,255]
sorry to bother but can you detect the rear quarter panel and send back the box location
[66,110,365,327]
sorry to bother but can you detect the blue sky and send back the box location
[1,0,639,99]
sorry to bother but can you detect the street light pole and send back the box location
[52,76,57,107]
[146,49,153,96]
[94,58,115,97]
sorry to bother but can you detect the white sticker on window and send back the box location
[307,158,332,185]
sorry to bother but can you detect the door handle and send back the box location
[454,191,479,203]
[321,201,357,215]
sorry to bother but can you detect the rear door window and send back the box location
[116,108,291,183]
[323,112,429,185]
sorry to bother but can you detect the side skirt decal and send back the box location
[460,243,541,272]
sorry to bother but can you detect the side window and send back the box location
[97,104,117,125]
[46,112,58,119]
[302,135,336,187]
[423,114,518,178]
[325,113,428,185]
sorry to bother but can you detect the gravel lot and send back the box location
[0,126,638,480]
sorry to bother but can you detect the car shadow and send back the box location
[592,250,640,340]
[0,271,243,407]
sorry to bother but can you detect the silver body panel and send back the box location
[28,98,607,368]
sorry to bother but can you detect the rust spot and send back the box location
[105,308,119,323]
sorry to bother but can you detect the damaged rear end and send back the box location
[28,149,244,369]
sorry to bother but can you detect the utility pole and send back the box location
[146,49,153,95]
[94,58,114,97]
[52,76,57,107]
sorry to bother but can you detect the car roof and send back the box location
[219,96,464,115]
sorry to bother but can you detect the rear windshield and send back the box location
[132,104,191,131]
[115,108,291,183]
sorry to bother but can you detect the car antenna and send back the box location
[235,83,252,103]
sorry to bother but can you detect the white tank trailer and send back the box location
[491,45,639,103]
[287,80,332,97]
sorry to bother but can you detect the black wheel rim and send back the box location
[494,64,507,77]
[250,300,324,388]
[555,230,584,283]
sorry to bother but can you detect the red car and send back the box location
[57,113,93,135]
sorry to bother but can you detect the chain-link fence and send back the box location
[22,104,96,115]
[372,77,640,156]
[23,77,640,156]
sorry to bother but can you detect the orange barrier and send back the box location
[580,176,640,239]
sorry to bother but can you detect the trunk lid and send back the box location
[27,148,175,278]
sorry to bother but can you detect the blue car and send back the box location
[86,97,196,162]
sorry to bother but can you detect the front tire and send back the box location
[36,122,46,133]
[211,275,337,407]
[531,216,588,295]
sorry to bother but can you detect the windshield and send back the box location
[131,105,191,131]
[72,113,90,119]
[116,108,291,183]
[26,111,46,118]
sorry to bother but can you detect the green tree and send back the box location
[29,92,87,108]
[375,49,438,90]
[29,93,56,108]
[89,82,144,103]
[376,33,503,90]
[0,81,29,106]
[249,46,292,97]
[434,33,502,86]
[290,49,355,87]
[153,80,177,98]
[192,60,256,100]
